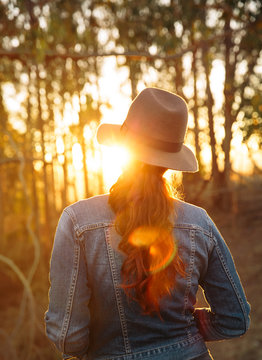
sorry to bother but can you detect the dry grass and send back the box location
[204,177,262,360]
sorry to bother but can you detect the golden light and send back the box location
[163,169,183,191]
[210,59,225,110]
[45,153,52,163]
[63,101,79,126]
[34,160,43,172]
[86,150,101,172]
[200,146,212,172]
[101,145,131,191]
[129,226,177,274]
[231,128,253,174]
[72,143,83,170]
[149,242,176,274]
[248,135,260,152]
[84,125,93,142]
[129,226,159,247]
[56,137,64,154]
[58,154,65,164]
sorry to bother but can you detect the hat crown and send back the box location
[125,88,188,143]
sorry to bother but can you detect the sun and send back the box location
[101,145,131,191]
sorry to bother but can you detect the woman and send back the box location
[45,88,250,360]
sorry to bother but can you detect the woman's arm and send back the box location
[45,209,91,358]
[194,215,251,341]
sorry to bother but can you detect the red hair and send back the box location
[109,161,185,315]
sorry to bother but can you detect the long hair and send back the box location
[108,161,185,315]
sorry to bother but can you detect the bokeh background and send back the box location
[0,0,261,359]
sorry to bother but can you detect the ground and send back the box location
[202,178,262,359]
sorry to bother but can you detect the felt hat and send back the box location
[96,87,198,172]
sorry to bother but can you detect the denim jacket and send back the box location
[45,195,250,360]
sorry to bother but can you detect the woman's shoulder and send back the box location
[173,198,211,234]
[174,198,207,215]
[63,194,114,229]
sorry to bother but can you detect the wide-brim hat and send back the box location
[97,87,198,172]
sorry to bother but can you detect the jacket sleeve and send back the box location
[45,209,91,358]
[193,214,251,341]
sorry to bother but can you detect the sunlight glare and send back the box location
[56,137,64,154]
[45,153,52,163]
[101,145,131,190]
[72,143,83,170]
[63,101,79,126]
[247,135,260,152]
[210,60,225,110]
[163,169,182,187]
[34,160,43,172]
[84,125,93,141]
[87,150,101,172]
[58,154,65,164]
[201,146,212,170]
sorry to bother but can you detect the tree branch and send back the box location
[0,28,245,63]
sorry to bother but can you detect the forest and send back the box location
[0,0,262,359]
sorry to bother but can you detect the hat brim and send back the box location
[96,123,198,172]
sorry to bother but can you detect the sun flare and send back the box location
[72,143,83,171]
[101,145,131,191]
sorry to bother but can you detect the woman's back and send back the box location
[45,194,249,359]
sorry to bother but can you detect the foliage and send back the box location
[242,93,262,145]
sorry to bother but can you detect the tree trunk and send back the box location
[202,49,220,181]
[27,68,40,240]
[174,58,185,99]
[221,15,235,208]
[36,65,51,235]
[0,166,4,242]
[128,60,138,100]
[223,16,234,188]
[45,76,58,220]
[0,88,7,241]
[192,47,201,168]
